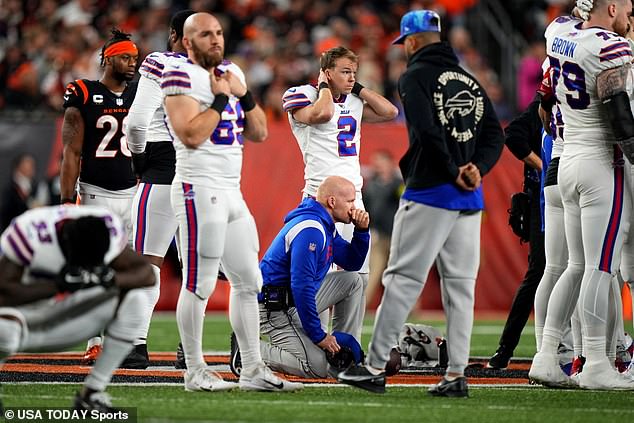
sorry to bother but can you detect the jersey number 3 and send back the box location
[95,115,131,158]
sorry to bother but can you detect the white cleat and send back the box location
[578,359,634,390]
[184,367,237,392]
[529,351,576,388]
[239,364,304,392]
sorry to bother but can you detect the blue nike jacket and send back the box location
[259,198,370,344]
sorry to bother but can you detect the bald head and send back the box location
[316,176,355,202]
[316,176,357,224]
[183,12,225,69]
[184,13,219,38]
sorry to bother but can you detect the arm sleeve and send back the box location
[504,97,541,160]
[400,74,460,179]
[470,94,505,176]
[288,227,327,344]
[332,229,370,271]
[126,75,163,154]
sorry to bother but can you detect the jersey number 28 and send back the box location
[95,115,131,158]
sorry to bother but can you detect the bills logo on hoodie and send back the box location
[433,71,484,143]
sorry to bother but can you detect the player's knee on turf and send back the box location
[0,310,26,356]
[306,350,329,378]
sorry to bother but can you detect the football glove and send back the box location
[56,265,115,293]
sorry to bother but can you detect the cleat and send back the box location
[529,351,576,388]
[229,332,242,377]
[486,346,511,370]
[184,367,237,392]
[80,345,102,366]
[73,391,118,413]
[174,343,187,369]
[428,376,469,397]
[239,363,303,392]
[578,358,634,390]
[120,344,150,369]
[337,364,386,394]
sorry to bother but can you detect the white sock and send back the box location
[541,327,562,355]
[229,289,262,373]
[135,264,161,346]
[83,337,132,392]
[176,287,207,370]
[584,336,607,365]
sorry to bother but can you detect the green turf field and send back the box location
[3,313,633,423]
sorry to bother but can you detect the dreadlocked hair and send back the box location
[100,28,133,66]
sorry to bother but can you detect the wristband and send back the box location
[61,197,75,205]
[239,90,256,112]
[351,82,364,96]
[210,94,229,115]
[318,82,329,91]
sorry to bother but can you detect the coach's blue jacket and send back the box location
[259,198,370,344]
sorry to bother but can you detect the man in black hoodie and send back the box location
[338,10,504,396]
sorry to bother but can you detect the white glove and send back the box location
[576,0,593,21]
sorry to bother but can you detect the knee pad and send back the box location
[0,309,27,356]
[225,262,263,295]
[199,222,226,258]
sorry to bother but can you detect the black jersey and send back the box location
[63,79,138,191]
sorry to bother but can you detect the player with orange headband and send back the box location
[60,29,140,366]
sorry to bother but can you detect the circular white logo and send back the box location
[433,71,484,143]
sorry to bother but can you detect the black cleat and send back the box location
[229,332,242,377]
[73,391,118,413]
[487,346,512,370]
[337,364,386,394]
[120,344,150,369]
[174,342,187,369]
[428,376,469,397]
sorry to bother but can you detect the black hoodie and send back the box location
[397,41,505,189]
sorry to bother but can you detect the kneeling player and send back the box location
[0,205,155,411]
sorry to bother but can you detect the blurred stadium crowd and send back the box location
[0,0,575,121]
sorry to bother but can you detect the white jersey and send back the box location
[0,205,127,278]
[161,59,247,189]
[127,51,190,152]
[545,16,633,161]
[283,85,365,197]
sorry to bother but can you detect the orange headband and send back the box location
[104,40,138,58]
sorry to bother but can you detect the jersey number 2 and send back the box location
[337,116,357,156]
[95,115,131,158]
